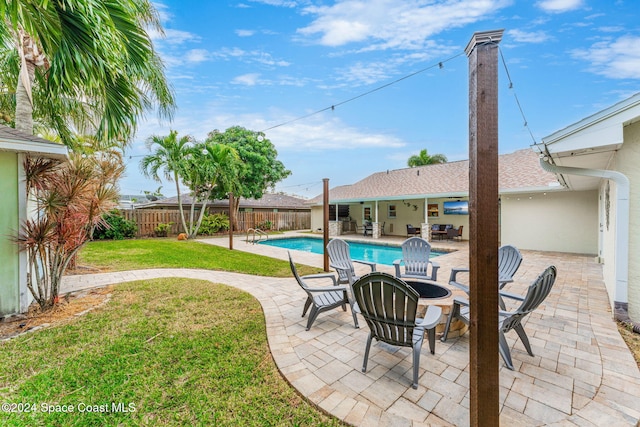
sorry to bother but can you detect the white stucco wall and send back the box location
[500,190,598,254]
[614,120,640,320]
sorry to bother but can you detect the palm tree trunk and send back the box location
[15,59,35,135]
[174,172,189,235]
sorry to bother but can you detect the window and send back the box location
[388,204,397,218]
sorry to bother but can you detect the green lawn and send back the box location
[78,238,321,277]
[0,278,342,426]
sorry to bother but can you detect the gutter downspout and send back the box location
[538,155,639,332]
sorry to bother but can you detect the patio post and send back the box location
[323,178,329,272]
[466,29,503,426]
[228,192,234,250]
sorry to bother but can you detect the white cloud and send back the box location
[235,29,255,37]
[185,49,210,63]
[213,48,290,67]
[149,28,201,45]
[297,0,512,50]
[536,0,583,13]
[248,0,298,7]
[232,73,263,86]
[571,35,640,79]
[507,29,551,43]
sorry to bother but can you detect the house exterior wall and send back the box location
[500,190,598,254]
[0,151,20,315]
[615,120,640,320]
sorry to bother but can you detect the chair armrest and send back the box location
[498,276,514,289]
[415,305,443,329]
[301,273,337,286]
[452,296,470,307]
[449,267,469,283]
[353,259,376,271]
[449,281,470,293]
[393,259,402,277]
[306,285,348,293]
[499,290,524,302]
[430,261,440,280]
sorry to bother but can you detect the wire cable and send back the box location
[259,51,466,133]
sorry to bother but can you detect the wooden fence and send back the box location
[122,209,310,237]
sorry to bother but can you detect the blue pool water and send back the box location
[259,237,443,266]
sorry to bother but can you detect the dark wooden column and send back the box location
[323,178,329,272]
[466,29,503,426]
[228,192,234,250]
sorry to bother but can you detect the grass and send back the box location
[77,238,321,277]
[0,278,342,427]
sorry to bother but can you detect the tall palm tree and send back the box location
[181,142,240,238]
[140,130,193,235]
[407,149,448,167]
[0,0,175,144]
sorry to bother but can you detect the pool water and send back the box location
[259,237,443,266]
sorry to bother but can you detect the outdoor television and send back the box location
[443,200,469,215]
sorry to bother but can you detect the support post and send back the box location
[466,29,503,426]
[323,178,329,272]
[228,192,234,250]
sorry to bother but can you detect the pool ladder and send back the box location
[246,228,268,244]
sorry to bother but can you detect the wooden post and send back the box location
[466,29,503,426]
[228,192,234,250]
[323,178,329,272]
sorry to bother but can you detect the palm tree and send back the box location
[140,130,193,235]
[181,142,240,238]
[0,0,175,144]
[407,149,448,167]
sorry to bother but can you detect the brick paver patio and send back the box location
[62,233,640,426]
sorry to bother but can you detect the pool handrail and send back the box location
[246,228,268,244]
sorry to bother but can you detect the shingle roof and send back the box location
[309,149,559,205]
[138,193,310,210]
[0,125,63,146]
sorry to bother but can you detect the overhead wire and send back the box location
[259,51,467,133]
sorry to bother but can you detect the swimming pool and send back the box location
[259,237,443,266]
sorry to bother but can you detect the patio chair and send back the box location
[352,272,442,389]
[393,237,440,281]
[326,238,376,285]
[441,265,557,370]
[449,244,523,308]
[288,251,359,330]
[447,225,463,241]
[406,224,421,237]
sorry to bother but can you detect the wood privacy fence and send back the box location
[122,209,311,237]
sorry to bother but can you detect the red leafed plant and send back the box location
[16,151,123,310]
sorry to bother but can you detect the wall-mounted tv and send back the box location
[443,200,469,215]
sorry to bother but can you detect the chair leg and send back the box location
[411,345,421,389]
[441,302,460,342]
[498,331,514,370]
[302,297,312,317]
[362,333,373,373]
[427,328,436,355]
[306,306,319,331]
[513,324,534,356]
[350,301,359,329]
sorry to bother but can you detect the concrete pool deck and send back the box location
[62,231,640,426]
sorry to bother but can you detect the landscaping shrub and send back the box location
[93,209,137,240]
[154,222,173,237]
[197,213,230,235]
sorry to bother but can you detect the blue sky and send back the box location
[121,0,640,199]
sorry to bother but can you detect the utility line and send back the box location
[259,51,466,133]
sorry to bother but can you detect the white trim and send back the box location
[0,139,68,159]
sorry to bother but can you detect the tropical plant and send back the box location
[154,222,173,237]
[197,213,230,236]
[140,130,193,235]
[206,126,291,230]
[407,149,448,167]
[140,132,241,239]
[16,151,124,310]
[0,0,175,144]
[93,210,137,240]
[180,142,240,238]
